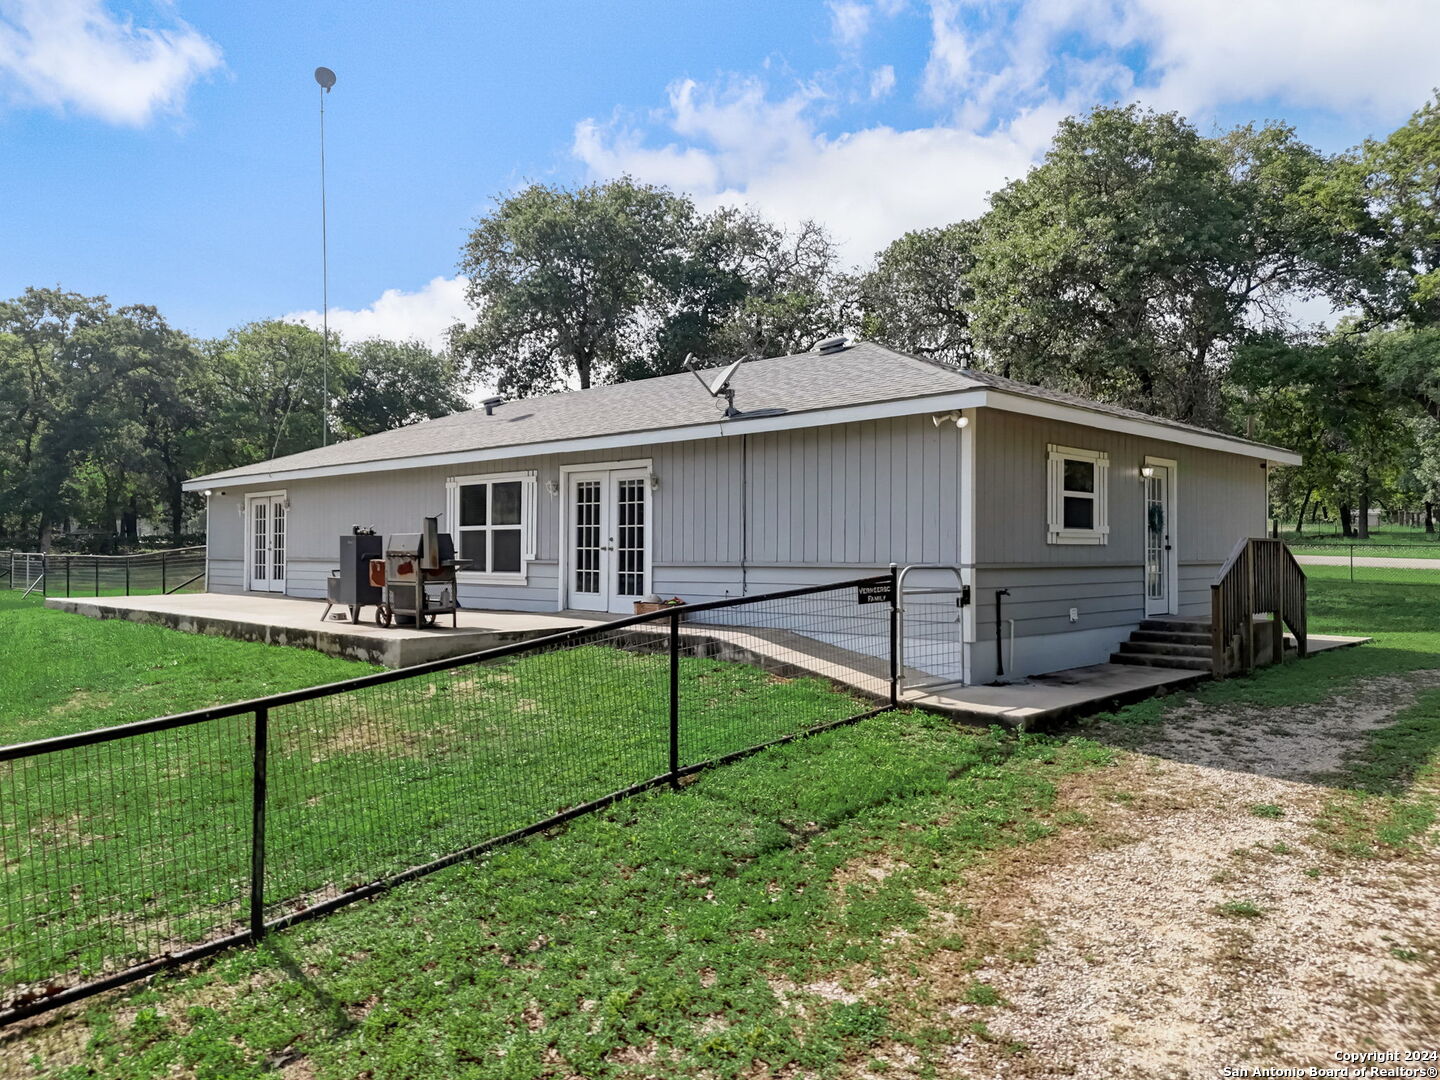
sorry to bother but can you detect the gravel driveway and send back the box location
[853,670,1440,1079]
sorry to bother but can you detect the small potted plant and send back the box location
[634,594,686,615]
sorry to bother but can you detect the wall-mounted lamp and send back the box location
[648,472,660,492]
[930,411,969,429]
[545,479,559,497]
[1140,465,1156,479]
[201,489,213,498]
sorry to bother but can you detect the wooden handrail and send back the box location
[1210,538,1308,677]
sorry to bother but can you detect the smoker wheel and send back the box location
[376,604,393,627]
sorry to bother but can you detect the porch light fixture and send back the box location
[202,489,213,498]
[930,411,969,429]
[648,472,660,492]
[545,479,559,496]
[1140,466,1156,479]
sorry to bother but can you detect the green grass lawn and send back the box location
[4,577,1439,1079]
[0,594,375,745]
[1298,563,1440,588]
[1,594,885,1012]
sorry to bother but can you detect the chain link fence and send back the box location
[0,574,898,1025]
[1289,543,1440,588]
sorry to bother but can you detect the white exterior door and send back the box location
[247,494,287,593]
[1143,463,1176,616]
[566,468,649,614]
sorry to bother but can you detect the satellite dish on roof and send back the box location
[314,66,336,91]
[685,353,744,417]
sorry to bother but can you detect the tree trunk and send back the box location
[122,496,139,543]
[1358,476,1371,540]
[1339,501,1354,539]
[1426,501,1434,535]
[169,483,185,541]
[1294,487,1312,535]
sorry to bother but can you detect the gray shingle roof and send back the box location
[188,341,1290,484]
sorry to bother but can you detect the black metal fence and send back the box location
[4,547,206,598]
[0,573,899,1025]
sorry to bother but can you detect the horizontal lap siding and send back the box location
[972,565,1144,641]
[975,409,1266,639]
[208,558,243,593]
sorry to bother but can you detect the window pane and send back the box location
[1063,496,1094,530]
[493,528,522,573]
[492,481,522,525]
[460,484,487,526]
[1063,459,1095,494]
[460,530,486,570]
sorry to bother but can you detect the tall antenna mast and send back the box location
[314,66,337,446]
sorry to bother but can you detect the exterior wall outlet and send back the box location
[1068,607,1079,623]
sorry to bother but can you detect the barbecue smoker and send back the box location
[372,516,468,627]
[321,526,383,623]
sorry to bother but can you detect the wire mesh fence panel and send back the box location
[1291,544,1440,588]
[1,574,895,1023]
[1,715,253,1008]
[5,549,205,597]
[678,580,892,763]
[261,629,675,922]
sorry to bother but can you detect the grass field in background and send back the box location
[1280,522,1440,560]
[1300,563,1440,586]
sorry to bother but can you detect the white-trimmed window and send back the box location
[446,471,538,580]
[1047,445,1109,545]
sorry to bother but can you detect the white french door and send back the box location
[1143,462,1177,616]
[567,468,650,614]
[247,493,287,593]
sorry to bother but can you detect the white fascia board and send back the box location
[182,389,994,490]
[981,390,1303,465]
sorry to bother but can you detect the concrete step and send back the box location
[1117,641,1212,659]
[1131,629,1212,646]
[1110,652,1212,672]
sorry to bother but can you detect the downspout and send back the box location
[740,433,749,597]
[994,587,1010,680]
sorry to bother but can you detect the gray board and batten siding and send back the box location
[204,413,967,612]
[193,342,1293,682]
[966,408,1268,683]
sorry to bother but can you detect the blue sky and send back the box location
[1,0,1435,349]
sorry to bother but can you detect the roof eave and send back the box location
[183,383,1300,490]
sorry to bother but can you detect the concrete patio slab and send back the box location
[45,593,1371,727]
[46,593,600,668]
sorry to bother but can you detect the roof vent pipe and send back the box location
[482,396,504,416]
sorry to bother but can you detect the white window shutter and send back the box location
[523,476,538,559]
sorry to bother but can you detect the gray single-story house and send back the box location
[184,340,1299,684]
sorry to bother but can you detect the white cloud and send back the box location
[284,276,471,352]
[829,1,871,48]
[572,0,1435,274]
[1128,0,1440,117]
[920,0,972,104]
[869,64,896,100]
[575,77,1058,265]
[0,0,222,125]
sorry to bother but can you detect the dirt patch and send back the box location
[852,668,1440,1079]
[1131,671,1440,784]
